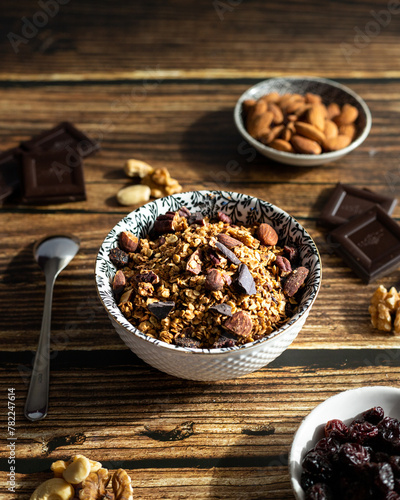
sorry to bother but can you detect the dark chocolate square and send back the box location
[20,122,99,158]
[21,150,86,204]
[319,183,397,229]
[328,205,400,283]
[0,147,23,203]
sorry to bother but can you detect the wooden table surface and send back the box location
[1,1,400,498]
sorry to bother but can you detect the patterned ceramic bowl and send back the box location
[234,77,372,167]
[95,190,321,380]
[289,386,400,500]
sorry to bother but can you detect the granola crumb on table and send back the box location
[111,208,309,349]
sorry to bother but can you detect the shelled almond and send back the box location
[243,92,359,155]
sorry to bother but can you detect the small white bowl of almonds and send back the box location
[234,77,372,167]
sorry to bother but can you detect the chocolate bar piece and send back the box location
[21,121,99,158]
[21,150,86,204]
[0,148,22,203]
[319,183,397,229]
[328,205,400,283]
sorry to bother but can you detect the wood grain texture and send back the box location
[1,0,400,79]
[2,1,400,498]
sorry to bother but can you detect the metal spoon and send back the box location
[24,234,80,422]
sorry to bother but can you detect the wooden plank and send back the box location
[1,0,400,79]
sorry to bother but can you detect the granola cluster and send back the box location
[110,208,309,349]
[369,285,400,334]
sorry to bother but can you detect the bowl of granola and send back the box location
[95,190,321,380]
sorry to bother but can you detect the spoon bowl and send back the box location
[24,234,80,422]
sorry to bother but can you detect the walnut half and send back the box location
[112,469,133,500]
[79,468,110,500]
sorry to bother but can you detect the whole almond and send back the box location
[305,93,322,104]
[294,104,312,118]
[259,124,285,145]
[260,91,280,103]
[287,114,298,122]
[281,127,293,142]
[291,135,322,155]
[246,99,267,123]
[268,102,284,124]
[324,120,339,140]
[294,122,326,144]
[117,184,151,206]
[247,111,274,138]
[287,122,296,133]
[323,134,352,152]
[334,103,358,126]
[285,98,306,114]
[119,231,139,252]
[278,93,293,108]
[242,99,256,114]
[339,123,357,140]
[269,139,294,153]
[306,104,327,131]
[327,102,341,120]
[258,223,278,246]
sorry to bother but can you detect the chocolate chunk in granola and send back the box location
[224,310,253,337]
[205,269,225,291]
[134,271,159,284]
[283,266,309,297]
[178,206,191,218]
[233,263,257,295]
[175,327,201,348]
[216,233,243,249]
[109,247,129,268]
[213,332,237,348]
[275,255,292,274]
[186,248,202,275]
[209,303,233,316]
[212,240,241,266]
[112,270,126,295]
[119,231,139,253]
[284,245,298,263]
[148,300,175,320]
[217,211,232,224]
[189,212,206,226]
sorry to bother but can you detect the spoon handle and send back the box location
[24,274,56,422]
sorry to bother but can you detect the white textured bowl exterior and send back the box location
[289,386,400,500]
[109,312,308,381]
[234,77,372,167]
[96,190,321,380]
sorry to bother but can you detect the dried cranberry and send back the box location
[373,462,395,495]
[305,482,333,500]
[301,472,319,491]
[338,442,370,468]
[348,420,379,444]
[362,406,385,425]
[314,437,340,458]
[390,456,400,478]
[302,450,334,481]
[325,419,348,441]
[377,417,400,452]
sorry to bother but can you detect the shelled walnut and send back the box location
[369,285,400,334]
[31,455,133,500]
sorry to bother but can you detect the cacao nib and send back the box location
[148,301,175,320]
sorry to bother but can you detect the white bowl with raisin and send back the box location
[95,190,321,380]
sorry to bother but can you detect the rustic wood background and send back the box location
[1,1,400,498]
